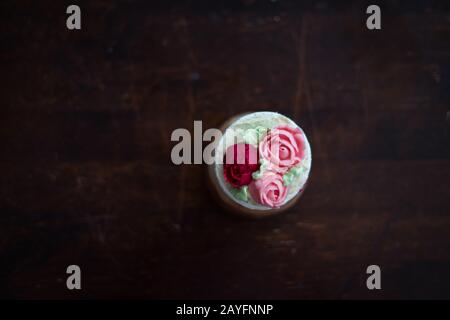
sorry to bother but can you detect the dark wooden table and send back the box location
[1,0,449,299]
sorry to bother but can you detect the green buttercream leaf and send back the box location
[283,166,303,186]
[255,126,269,139]
[252,170,262,180]
[242,130,259,146]
[231,186,249,202]
[242,126,269,145]
[252,158,269,180]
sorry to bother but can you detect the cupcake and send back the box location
[208,112,312,217]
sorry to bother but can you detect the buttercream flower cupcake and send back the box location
[208,111,312,217]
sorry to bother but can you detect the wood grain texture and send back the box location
[0,0,449,299]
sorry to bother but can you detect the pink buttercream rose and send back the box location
[259,126,305,173]
[249,171,288,208]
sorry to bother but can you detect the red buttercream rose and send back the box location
[223,143,260,188]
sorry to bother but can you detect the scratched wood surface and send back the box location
[1,0,450,299]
